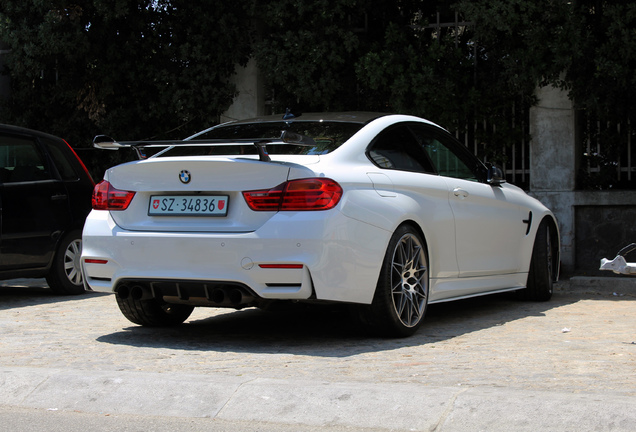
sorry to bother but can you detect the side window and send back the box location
[43,139,79,181]
[0,134,51,183]
[412,127,481,182]
[367,125,433,173]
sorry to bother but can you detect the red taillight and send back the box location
[92,180,136,210]
[243,178,343,211]
[281,178,343,210]
[243,183,285,211]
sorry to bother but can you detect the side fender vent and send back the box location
[523,211,533,235]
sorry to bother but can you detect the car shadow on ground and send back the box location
[93,290,632,357]
[0,283,109,310]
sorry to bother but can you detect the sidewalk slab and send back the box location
[2,367,636,431]
[556,276,636,294]
[1,367,245,418]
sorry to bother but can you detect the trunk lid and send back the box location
[105,157,305,232]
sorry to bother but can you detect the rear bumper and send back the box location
[81,209,391,305]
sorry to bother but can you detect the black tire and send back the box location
[518,219,554,301]
[364,225,429,337]
[46,229,86,295]
[116,296,194,327]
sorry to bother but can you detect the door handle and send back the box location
[51,194,68,201]
[453,188,469,198]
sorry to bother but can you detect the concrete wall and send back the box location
[220,58,265,123]
[529,83,577,273]
[529,85,578,192]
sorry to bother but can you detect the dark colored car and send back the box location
[0,124,94,294]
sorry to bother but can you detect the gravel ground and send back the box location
[1,278,635,397]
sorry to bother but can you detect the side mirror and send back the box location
[487,165,506,186]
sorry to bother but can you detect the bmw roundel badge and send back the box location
[179,170,191,184]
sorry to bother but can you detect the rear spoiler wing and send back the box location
[93,131,316,162]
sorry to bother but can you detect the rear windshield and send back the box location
[156,121,364,157]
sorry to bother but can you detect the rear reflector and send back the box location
[243,178,342,211]
[84,259,108,264]
[92,180,136,210]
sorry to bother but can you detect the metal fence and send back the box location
[579,114,636,190]
[453,109,636,191]
[428,13,635,192]
[424,14,532,190]
[453,104,531,190]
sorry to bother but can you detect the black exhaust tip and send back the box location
[228,288,245,305]
[130,285,145,301]
[211,288,225,303]
[117,285,130,300]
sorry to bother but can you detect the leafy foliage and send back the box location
[459,0,636,119]
[253,1,536,168]
[457,0,636,188]
[1,1,635,186]
[0,0,251,177]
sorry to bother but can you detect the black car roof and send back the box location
[224,112,390,125]
[0,123,65,142]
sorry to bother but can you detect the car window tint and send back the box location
[421,139,478,181]
[0,135,51,183]
[367,125,433,173]
[411,127,480,182]
[160,121,364,157]
[43,139,79,180]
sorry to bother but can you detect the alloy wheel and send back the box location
[390,233,428,328]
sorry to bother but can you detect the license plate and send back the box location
[148,195,229,216]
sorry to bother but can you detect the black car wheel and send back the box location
[46,229,86,295]
[364,225,429,337]
[518,219,554,301]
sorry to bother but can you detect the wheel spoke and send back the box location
[63,240,83,285]
[390,232,428,328]
[392,262,405,277]
[394,292,407,317]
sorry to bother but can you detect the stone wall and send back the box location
[220,58,265,123]
[529,83,577,274]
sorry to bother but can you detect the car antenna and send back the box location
[283,108,296,120]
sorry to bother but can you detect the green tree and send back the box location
[252,0,365,113]
[458,0,636,188]
[2,1,635,187]
[457,0,636,119]
[0,0,251,146]
[252,1,536,167]
[252,0,434,114]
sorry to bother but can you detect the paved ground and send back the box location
[1,277,635,431]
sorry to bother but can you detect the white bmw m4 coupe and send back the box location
[81,112,559,337]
